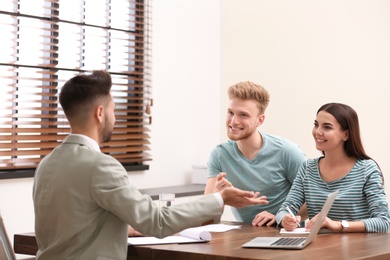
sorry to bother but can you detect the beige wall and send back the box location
[221,0,390,200]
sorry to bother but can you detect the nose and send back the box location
[312,126,322,137]
[315,128,324,136]
[228,114,239,125]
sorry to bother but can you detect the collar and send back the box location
[68,134,101,152]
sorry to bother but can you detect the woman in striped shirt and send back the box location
[276,103,390,232]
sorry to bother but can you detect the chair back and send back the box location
[0,215,16,260]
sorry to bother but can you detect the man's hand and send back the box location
[219,187,268,208]
[252,211,276,227]
[128,225,144,237]
[215,172,233,191]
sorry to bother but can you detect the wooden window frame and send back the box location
[0,0,152,179]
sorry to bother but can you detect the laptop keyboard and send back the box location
[271,237,306,246]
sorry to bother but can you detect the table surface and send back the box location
[14,221,390,260]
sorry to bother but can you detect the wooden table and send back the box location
[14,221,390,260]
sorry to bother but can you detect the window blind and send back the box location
[0,0,152,178]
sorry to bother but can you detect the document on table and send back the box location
[279,227,310,235]
[128,223,241,245]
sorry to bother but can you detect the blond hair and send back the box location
[228,81,270,114]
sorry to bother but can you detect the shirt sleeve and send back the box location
[361,160,390,232]
[207,147,222,178]
[276,161,307,225]
[213,192,224,207]
[282,141,307,184]
[90,154,223,238]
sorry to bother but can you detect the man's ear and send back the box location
[256,114,265,127]
[95,105,104,123]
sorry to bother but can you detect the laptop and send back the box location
[242,190,339,250]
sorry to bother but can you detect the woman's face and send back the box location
[312,110,348,153]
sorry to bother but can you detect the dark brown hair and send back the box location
[318,102,368,159]
[59,70,112,118]
[317,102,383,183]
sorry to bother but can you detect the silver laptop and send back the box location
[242,190,339,250]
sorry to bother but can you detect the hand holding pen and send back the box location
[283,206,301,230]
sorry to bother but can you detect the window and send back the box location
[0,0,152,179]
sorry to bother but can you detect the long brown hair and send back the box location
[317,103,383,183]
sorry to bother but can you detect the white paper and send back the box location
[128,223,241,245]
[179,229,211,241]
[179,223,240,237]
[279,227,310,235]
[128,235,206,245]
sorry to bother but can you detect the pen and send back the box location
[286,206,300,227]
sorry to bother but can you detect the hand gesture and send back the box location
[219,187,268,208]
[215,172,233,191]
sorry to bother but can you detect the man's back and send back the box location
[33,137,129,259]
[34,135,226,259]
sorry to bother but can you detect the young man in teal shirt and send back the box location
[205,81,306,226]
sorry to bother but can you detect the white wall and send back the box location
[2,0,390,251]
[131,0,222,188]
[221,0,390,200]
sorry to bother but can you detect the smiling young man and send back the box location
[204,81,307,226]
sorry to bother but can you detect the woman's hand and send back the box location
[281,214,302,231]
[306,215,341,231]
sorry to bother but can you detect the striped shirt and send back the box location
[276,158,390,233]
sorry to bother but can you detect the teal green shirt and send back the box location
[207,132,306,223]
